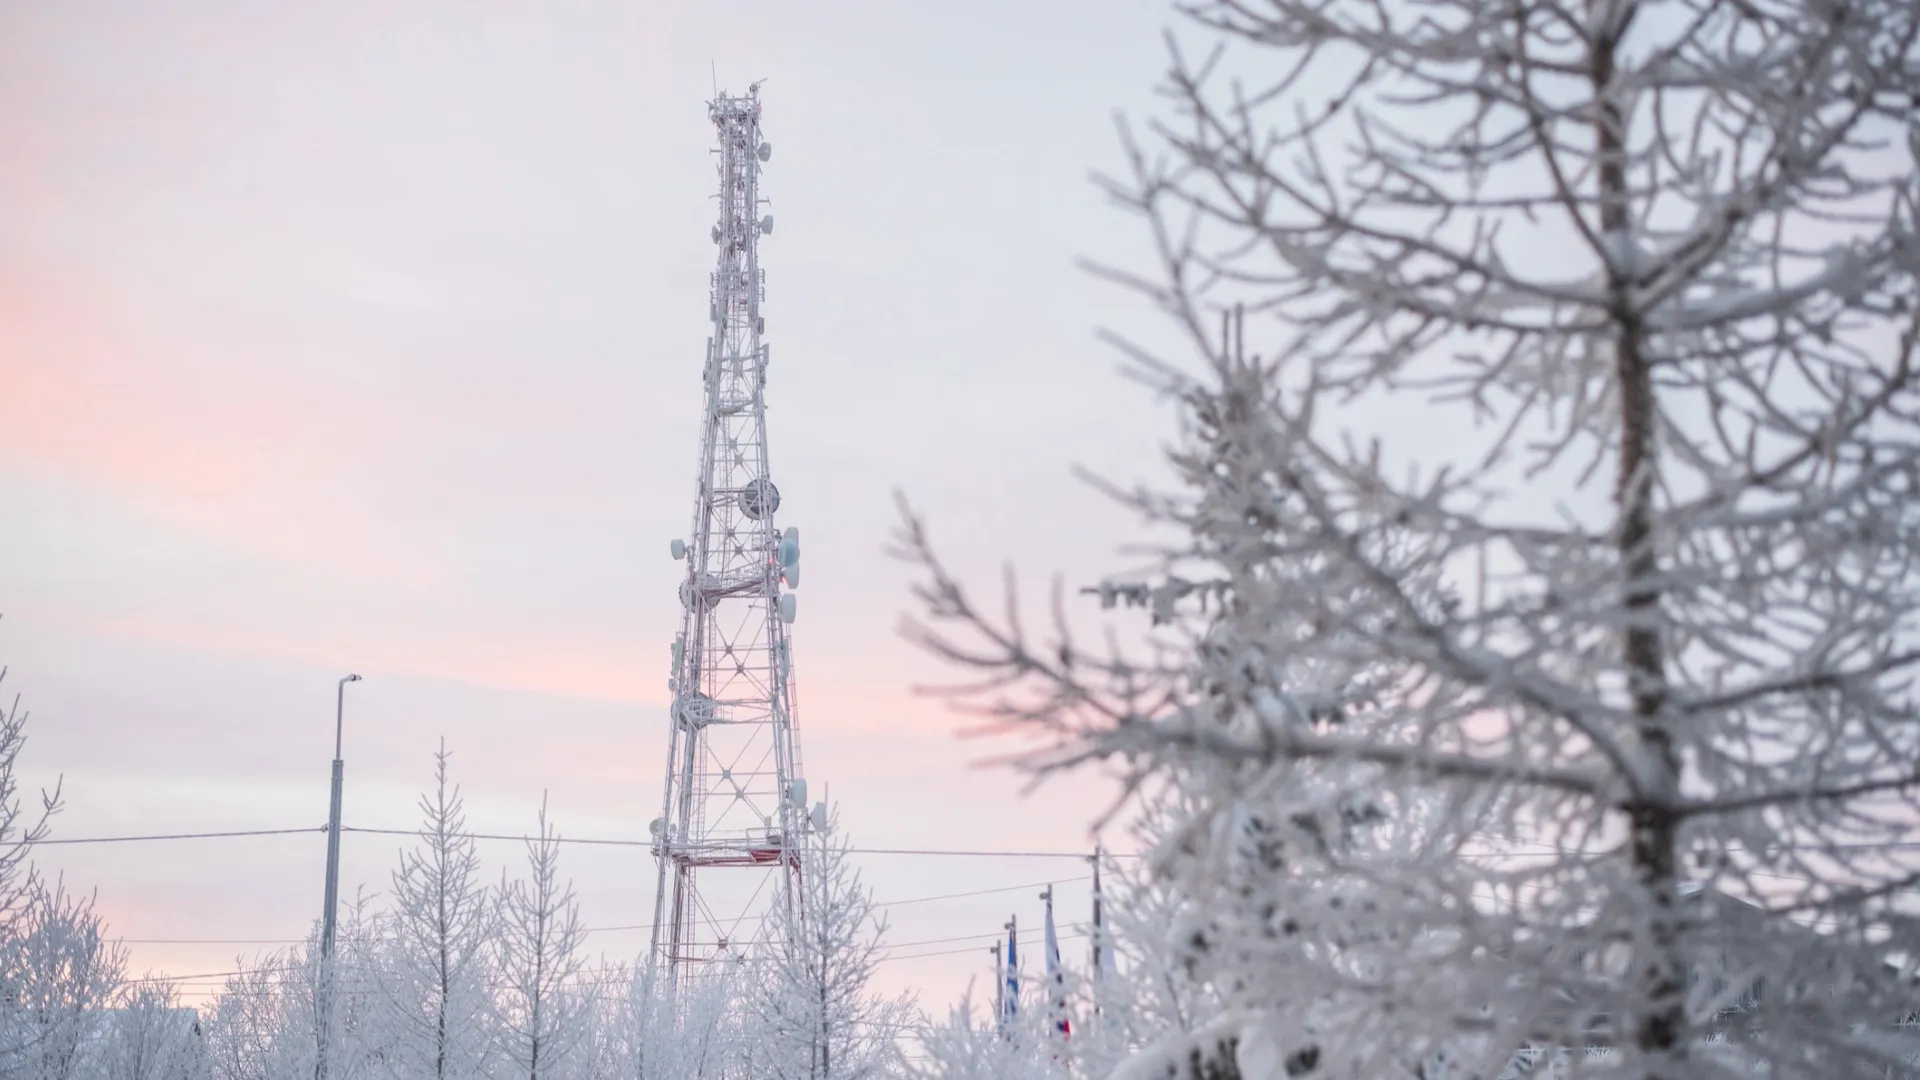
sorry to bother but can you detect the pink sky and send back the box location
[1,1,1185,1007]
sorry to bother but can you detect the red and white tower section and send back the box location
[649,83,817,986]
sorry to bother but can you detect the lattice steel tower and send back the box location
[648,83,813,988]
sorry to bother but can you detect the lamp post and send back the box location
[317,673,360,1080]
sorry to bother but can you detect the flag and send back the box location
[1044,890,1069,1037]
[1004,918,1019,1024]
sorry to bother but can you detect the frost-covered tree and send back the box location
[0,654,67,1063]
[546,960,624,1080]
[330,890,395,1080]
[204,954,291,1080]
[0,658,60,935]
[605,967,741,1080]
[909,992,1067,1080]
[493,794,589,1080]
[101,981,209,1080]
[745,806,913,1080]
[204,936,333,1080]
[379,743,496,1080]
[900,2,1920,1078]
[0,879,129,1080]
[1063,797,1226,1080]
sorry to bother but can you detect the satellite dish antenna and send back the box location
[757,142,772,162]
[787,778,808,809]
[810,801,828,831]
[673,693,717,731]
[740,478,781,520]
[670,539,687,560]
[649,818,665,837]
[760,215,774,235]
[778,593,797,624]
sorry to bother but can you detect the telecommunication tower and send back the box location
[648,83,816,988]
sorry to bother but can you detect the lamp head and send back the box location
[345,674,362,682]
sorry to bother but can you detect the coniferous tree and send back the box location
[747,806,912,1080]
[380,743,496,1080]
[493,794,588,1080]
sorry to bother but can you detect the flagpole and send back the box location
[1091,848,1103,977]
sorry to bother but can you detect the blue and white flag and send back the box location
[1004,919,1019,1023]
[1044,890,1069,1037]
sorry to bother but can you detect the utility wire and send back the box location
[339,825,1127,859]
[31,823,1920,856]
[24,823,1130,861]
[880,929,1089,965]
[140,926,1089,987]
[852,847,1132,859]
[113,875,1098,946]
[29,826,324,845]
[339,826,645,848]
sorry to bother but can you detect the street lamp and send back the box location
[317,673,360,1080]
[321,673,359,959]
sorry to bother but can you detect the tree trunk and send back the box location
[1593,7,1684,1077]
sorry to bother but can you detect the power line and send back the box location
[118,938,302,945]
[112,875,1099,947]
[884,874,1093,908]
[31,822,1920,857]
[880,929,1089,966]
[29,826,324,846]
[22,822,1134,862]
[339,826,645,848]
[851,847,1130,860]
[137,926,1091,987]
[339,825,1127,860]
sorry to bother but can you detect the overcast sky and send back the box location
[1,1,1199,1006]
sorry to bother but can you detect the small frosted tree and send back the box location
[747,806,913,1080]
[1064,796,1226,1080]
[204,936,333,1080]
[204,953,289,1080]
[326,890,393,1080]
[201,870,383,1075]
[379,742,496,1080]
[0,654,67,1064]
[908,992,1067,1080]
[547,959,625,1080]
[899,2,1920,1078]
[0,658,60,935]
[596,962,742,1080]
[101,981,208,1080]
[605,966,741,1080]
[0,879,129,1080]
[493,794,589,1080]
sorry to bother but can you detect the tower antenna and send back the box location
[647,85,808,990]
